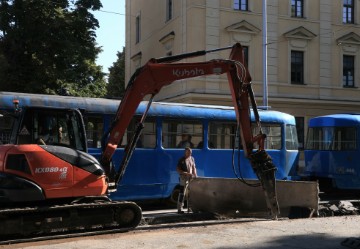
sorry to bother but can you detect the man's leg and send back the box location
[177,185,185,213]
[183,181,190,213]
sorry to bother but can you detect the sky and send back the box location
[92,1,126,74]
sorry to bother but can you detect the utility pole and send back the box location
[262,0,268,108]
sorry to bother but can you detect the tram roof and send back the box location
[309,113,360,127]
[0,91,295,124]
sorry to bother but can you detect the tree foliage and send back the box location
[107,47,125,98]
[0,0,107,97]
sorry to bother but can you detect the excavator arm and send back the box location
[227,44,279,218]
[100,43,279,218]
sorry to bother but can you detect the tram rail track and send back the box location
[2,195,360,246]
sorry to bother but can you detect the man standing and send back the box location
[176,147,197,213]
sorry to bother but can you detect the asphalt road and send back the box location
[3,215,360,249]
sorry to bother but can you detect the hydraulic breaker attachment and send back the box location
[249,150,279,219]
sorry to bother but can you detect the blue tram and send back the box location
[0,92,299,203]
[304,113,360,191]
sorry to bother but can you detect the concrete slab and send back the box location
[189,178,319,218]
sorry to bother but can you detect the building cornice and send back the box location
[130,51,142,60]
[225,20,260,34]
[159,31,175,43]
[336,32,360,46]
[283,26,316,40]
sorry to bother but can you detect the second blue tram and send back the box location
[304,114,360,191]
[0,92,300,204]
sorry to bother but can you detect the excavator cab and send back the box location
[9,106,87,152]
[0,105,109,205]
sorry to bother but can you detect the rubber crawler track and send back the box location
[0,200,142,240]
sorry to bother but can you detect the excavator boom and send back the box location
[101,59,237,165]
[101,43,280,218]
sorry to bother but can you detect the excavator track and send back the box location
[0,200,142,239]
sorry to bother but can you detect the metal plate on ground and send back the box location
[189,177,319,218]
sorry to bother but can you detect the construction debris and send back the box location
[319,200,359,217]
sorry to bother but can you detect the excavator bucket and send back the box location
[189,178,319,218]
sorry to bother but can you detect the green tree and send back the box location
[0,0,106,97]
[107,47,125,98]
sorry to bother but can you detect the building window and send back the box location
[166,0,173,21]
[291,0,304,18]
[343,55,355,87]
[234,0,248,11]
[291,51,304,84]
[135,14,141,43]
[343,0,354,24]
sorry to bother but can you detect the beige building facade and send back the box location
[125,0,360,148]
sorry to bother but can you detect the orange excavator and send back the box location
[0,43,279,236]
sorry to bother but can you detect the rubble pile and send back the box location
[318,201,359,217]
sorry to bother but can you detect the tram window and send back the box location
[306,127,321,150]
[0,111,14,144]
[254,124,282,150]
[306,127,356,151]
[162,119,202,149]
[119,117,156,148]
[338,127,356,150]
[285,124,299,150]
[208,122,240,149]
[85,116,103,148]
[209,122,282,150]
